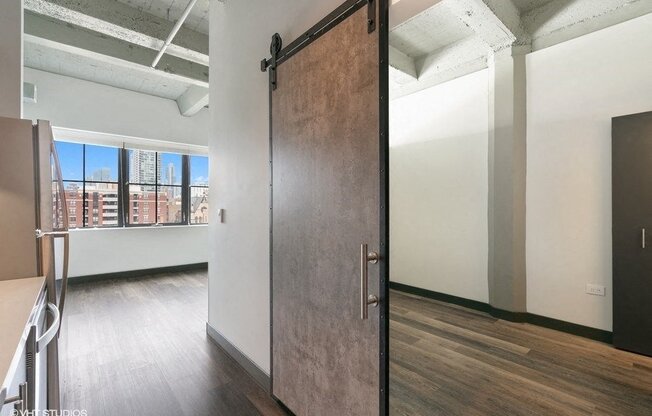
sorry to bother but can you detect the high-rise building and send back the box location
[129,150,160,184]
[90,167,111,181]
[165,162,180,198]
[166,162,176,185]
[64,182,119,228]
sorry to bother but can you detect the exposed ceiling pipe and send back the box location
[151,0,199,68]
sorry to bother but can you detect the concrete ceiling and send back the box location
[390,0,652,98]
[390,6,473,58]
[116,0,210,35]
[23,0,651,111]
[23,0,210,116]
[25,40,192,100]
[511,0,554,13]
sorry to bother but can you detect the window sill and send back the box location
[69,224,208,232]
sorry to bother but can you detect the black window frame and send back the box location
[188,155,209,225]
[123,149,185,227]
[56,142,122,229]
[189,186,209,225]
[56,140,208,228]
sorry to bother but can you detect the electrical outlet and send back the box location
[585,284,606,296]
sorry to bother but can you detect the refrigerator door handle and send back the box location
[36,303,60,353]
[50,138,70,335]
[33,230,69,336]
[35,230,69,239]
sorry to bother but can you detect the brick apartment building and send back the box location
[64,183,182,227]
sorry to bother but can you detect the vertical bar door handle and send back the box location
[360,243,379,320]
[643,228,646,249]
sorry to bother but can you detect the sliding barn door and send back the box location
[268,1,388,415]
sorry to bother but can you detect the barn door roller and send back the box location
[260,0,376,90]
[367,0,376,33]
[260,33,283,90]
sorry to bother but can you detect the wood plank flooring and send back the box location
[60,272,652,415]
[59,270,286,416]
[390,290,652,416]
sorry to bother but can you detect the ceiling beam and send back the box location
[523,0,652,51]
[24,0,209,66]
[443,0,529,51]
[388,0,446,84]
[389,0,652,100]
[389,0,526,98]
[23,83,37,104]
[392,36,489,99]
[177,86,209,117]
[24,12,208,87]
[417,36,489,79]
[389,45,417,84]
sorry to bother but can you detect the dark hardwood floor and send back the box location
[390,290,652,416]
[59,270,286,416]
[60,272,652,416]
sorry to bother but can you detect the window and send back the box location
[55,140,208,228]
[190,155,209,224]
[126,149,157,226]
[126,150,184,225]
[55,142,120,228]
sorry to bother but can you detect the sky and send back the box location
[55,141,209,184]
[190,155,209,185]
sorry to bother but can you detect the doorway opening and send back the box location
[387,1,652,414]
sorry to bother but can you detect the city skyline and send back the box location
[56,141,209,227]
[55,141,209,183]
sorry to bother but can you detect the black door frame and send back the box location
[261,0,389,414]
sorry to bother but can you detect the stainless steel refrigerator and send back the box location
[0,116,70,411]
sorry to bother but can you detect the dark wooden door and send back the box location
[270,1,388,415]
[612,111,652,356]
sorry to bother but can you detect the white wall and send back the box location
[209,0,343,374]
[23,68,209,146]
[389,15,652,331]
[65,226,208,277]
[526,13,652,331]
[390,70,489,302]
[23,68,210,277]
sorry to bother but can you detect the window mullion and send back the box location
[124,148,130,227]
[155,152,159,225]
[82,144,86,228]
[117,149,123,227]
[182,155,190,225]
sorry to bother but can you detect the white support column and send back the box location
[487,46,527,313]
[0,0,24,118]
